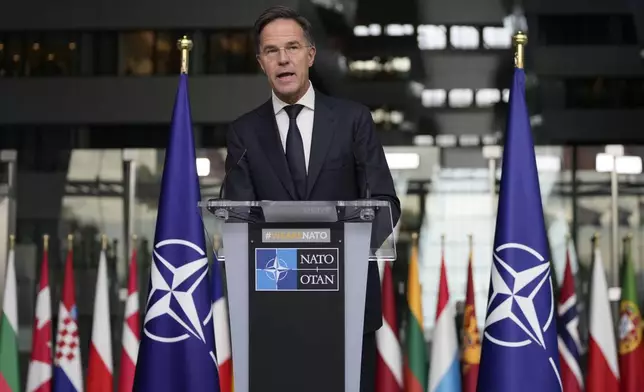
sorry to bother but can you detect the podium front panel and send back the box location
[222,221,372,392]
[222,223,250,392]
[247,222,345,392]
[343,222,371,392]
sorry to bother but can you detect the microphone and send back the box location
[217,148,247,200]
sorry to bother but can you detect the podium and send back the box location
[199,200,396,392]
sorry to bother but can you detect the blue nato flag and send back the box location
[133,73,220,392]
[476,67,562,392]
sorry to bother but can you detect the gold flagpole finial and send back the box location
[9,234,15,250]
[441,234,445,249]
[101,234,108,251]
[592,232,600,247]
[67,234,74,249]
[513,31,528,69]
[43,234,49,252]
[177,35,193,74]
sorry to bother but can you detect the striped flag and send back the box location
[585,239,619,392]
[26,236,53,392]
[375,260,402,392]
[0,237,19,392]
[461,236,480,392]
[427,239,461,392]
[556,239,583,392]
[403,235,427,392]
[618,235,644,392]
[53,239,83,392]
[212,250,230,392]
[118,242,139,392]
[86,243,113,391]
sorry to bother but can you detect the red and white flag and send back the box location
[375,260,402,392]
[212,254,233,392]
[118,245,139,392]
[557,244,583,392]
[585,244,619,392]
[26,237,53,392]
[86,246,113,392]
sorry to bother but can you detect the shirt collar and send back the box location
[272,81,315,114]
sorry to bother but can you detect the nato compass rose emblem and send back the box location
[484,242,562,386]
[143,238,216,363]
[264,257,290,282]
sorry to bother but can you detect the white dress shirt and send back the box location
[272,81,315,173]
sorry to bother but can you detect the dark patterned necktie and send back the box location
[284,104,307,200]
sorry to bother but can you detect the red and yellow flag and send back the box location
[461,235,480,392]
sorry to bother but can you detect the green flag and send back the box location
[404,235,427,392]
[0,243,20,392]
[618,234,644,391]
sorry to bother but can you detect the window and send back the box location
[121,30,189,76]
[0,32,80,77]
[538,15,637,45]
[347,56,411,80]
[417,25,447,50]
[122,31,154,75]
[482,26,511,49]
[450,26,479,49]
[205,30,259,74]
[421,89,446,107]
[565,78,644,108]
[155,32,182,75]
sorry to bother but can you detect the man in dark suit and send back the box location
[223,5,401,391]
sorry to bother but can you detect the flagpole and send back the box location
[178,35,193,75]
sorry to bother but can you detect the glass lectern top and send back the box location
[198,200,397,262]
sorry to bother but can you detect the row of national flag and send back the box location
[376,61,644,392]
[0,231,234,392]
[376,233,479,392]
[0,235,140,392]
[376,228,644,392]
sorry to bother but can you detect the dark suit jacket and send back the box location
[223,90,401,333]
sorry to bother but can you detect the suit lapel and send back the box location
[255,100,297,199]
[306,93,336,198]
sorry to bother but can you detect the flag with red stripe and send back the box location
[118,243,139,392]
[585,239,619,392]
[212,250,230,392]
[26,236,52,392]
[53,238,83,392]
[557,240,583,392]
[376,260,402,392]
[87,243,113,392]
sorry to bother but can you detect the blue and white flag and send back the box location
[133,73,220,391]
[476,68,562,391]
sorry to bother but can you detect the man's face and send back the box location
[257,18,316,103]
